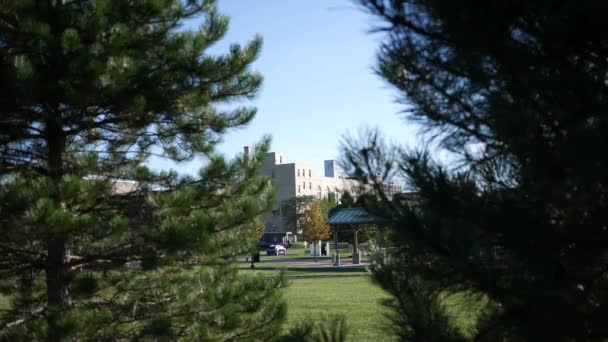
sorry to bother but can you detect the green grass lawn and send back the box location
[237,249,397,341]
[1,262,484,341]
[285,277,396,342]
[282,275,489,341]
[241,245,489,341]
[1,241,484,341]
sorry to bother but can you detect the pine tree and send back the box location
[0,0,286,340]
[301,202,331,262]
[345,0,608,340]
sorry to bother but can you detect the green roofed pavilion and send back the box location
[327,208,386,266]
[326,208,384,225]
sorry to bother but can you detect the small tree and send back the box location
[301,202,331,261]
[281,195,316,234]
[250,220,265,268]
[282,194,337,238]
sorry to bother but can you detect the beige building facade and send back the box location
[248,147,401,237]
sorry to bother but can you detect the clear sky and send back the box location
[149,0,420,176]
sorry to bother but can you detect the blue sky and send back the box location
[149,0,420,176]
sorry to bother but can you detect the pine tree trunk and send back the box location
[20,268,34,310]
[46,237,71,309]
[45,117,72,335]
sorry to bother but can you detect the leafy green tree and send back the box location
[282,194,336,241]
[319,192,338,217]
[0,0,285,340]
[281,195,316,234]
[301,202,331,262]
[328,191,355,218]
[345,0,608,340]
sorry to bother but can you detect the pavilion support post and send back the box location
[377,226,386,260]
[353,226,360,264]
[333,227,340,266]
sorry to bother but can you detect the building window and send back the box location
[308,170,311,177]
[297,169,300,177]
[303,181,306,189]
[279,156,282,163]
[298,185,301,193]
[309,182,312,189]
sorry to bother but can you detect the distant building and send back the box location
[111,179,139,194]
[245,147,401,238]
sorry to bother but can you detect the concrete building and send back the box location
[246,147,401,239]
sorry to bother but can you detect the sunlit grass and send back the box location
[285,276,396,342]
[0,295,10,311]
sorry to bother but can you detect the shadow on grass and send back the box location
[242,266,283,271]
[287,267,368,274]
[241,266,368,273]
